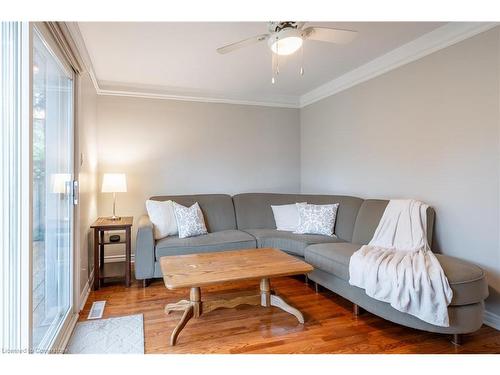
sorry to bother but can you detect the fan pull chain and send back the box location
[271,51,276,84]
[300,43,304,76]
[276,42,280,76]
[271,39,280,84]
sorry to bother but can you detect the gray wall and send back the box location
[300,28,500,316]
[82,27,500,323]
[96,96,300,255]
[77,72,98,297]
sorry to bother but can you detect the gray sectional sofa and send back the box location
[135,193,488,341]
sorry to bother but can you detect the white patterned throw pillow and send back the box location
[294,203,339,236]
[172,202,208,239]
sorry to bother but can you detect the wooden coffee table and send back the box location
[160,248,313,345]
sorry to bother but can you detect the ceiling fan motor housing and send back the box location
[271,21,300,32]
[268,28,303,55]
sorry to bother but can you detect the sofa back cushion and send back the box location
[149,194,236,232]
[232,193,364,242]
[351,199,435,246]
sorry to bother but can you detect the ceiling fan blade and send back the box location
[303,27,357,44]
[216,34,269,54]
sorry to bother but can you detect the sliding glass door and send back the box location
[31,28,74,350]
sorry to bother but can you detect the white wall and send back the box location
[300,28,500,317]
[96,96,300,254]
[77,72,98,297]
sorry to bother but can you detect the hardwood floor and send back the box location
[79,276,500,354]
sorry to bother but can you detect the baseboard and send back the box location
[78,270,93,311]
[104,254,135,263]
[484,309,500,331]
[52,313,79,354]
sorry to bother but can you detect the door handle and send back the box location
[72,180,79,206]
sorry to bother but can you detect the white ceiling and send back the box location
[78,22,445,105]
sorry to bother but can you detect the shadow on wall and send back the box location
[87,229,94,279]
[429,215,443,254]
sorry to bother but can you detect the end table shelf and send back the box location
[99,262,128,280]
[91,216,133,290]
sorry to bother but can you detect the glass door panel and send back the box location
[32,30,74,350]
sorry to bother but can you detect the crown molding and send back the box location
[97,81,301,108]
[65,22,498,109]
[64,22,300,108]
[299,22,499,108]
[64,22,100,92]
[97,89,300,108]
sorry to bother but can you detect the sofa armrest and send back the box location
[135,214,155,279]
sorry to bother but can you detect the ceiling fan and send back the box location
[217,22,357,55]
[216,22,358,83]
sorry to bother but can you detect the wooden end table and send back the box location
[160,248,313,346]
[91,216,133,290]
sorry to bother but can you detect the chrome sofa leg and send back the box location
[451,334,463,346]
[353,303,363,316]
[142,279,151,288]
[304,274,309,284]
[314,282,319,293]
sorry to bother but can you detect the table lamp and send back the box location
[51,173,71,195]
[101,173,127,220]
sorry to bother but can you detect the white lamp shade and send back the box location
[50,173,71,194]
[101,173,127,193]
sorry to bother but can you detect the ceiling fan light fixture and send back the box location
[268,29,303,56]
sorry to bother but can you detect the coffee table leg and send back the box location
[260,277,305,324]
[168,287,202,346]
[260,278,271,307]
[190,287,202,317]
[165,300,190,314]
[170,304,194,346]
[270,294,305,324]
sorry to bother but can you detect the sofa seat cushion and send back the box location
[155,230,256,258]
[304,242,488,306]
[243,229,343,257]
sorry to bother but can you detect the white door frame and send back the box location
[28,22,79,353]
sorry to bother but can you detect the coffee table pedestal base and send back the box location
[165,277,305,346]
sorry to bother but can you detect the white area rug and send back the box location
[66,314,144,354]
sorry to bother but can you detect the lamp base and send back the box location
[110,193,120,220]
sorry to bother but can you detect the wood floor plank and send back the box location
[79,275,500,354]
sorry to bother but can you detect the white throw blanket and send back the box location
[349,199,453,327]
